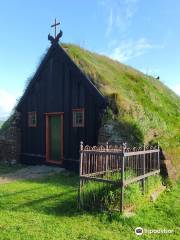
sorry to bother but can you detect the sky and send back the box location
[0,0,179,120]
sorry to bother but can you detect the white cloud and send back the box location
[106,8,113,36]
[109,38,163,62]
[125,0,139,19]
[100,0,139,36]
[0,89,17,120]
[170,84,180,96]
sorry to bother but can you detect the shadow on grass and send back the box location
[11,190,79,217]
[0,172,82,217]
[0,170,167,229]
[0,186,44,198]
[0,169,161,221]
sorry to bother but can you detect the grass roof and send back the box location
[62,43,180,178]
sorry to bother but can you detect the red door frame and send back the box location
[45,112,64,164]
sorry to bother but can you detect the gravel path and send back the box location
[0,165,65,184]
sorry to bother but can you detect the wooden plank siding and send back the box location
[17,43,107,170]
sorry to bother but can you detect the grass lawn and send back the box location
[0,166,179,240]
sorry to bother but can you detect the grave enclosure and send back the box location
[78,142,160,212]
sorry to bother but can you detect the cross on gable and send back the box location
[51,18,60,38]
[48,18,63,45]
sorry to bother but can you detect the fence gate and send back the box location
[78,142,160,213]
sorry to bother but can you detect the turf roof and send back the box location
[62,43,180,178]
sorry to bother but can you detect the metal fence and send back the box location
[78,142,160,212]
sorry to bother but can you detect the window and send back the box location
[73,109,84,127]
[28,112,37,127]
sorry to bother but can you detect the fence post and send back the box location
[142,143,146,194]
[120,144,125,213]
[106,142,108,173]
[157,142,160,170]
[78,141,83,209]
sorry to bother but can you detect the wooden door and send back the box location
[46,113,63,164]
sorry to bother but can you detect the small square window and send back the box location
[28,112,37,127]
[73,109,84,127]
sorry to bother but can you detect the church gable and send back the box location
[17,43,106,112]
[16,20,106,168]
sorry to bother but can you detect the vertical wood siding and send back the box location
[18,44,106,169]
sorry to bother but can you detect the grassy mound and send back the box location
[62,43,180,178]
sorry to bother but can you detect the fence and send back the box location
[78,142,160,213]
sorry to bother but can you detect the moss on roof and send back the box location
[62,43,180,178]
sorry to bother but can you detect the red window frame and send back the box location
[28,112,37,127]
[72,108,85,127]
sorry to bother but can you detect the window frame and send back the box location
[72,108,85,127]
[28,111,37,127]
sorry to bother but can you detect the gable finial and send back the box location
[48,18,63,45]
[51,18,60,38]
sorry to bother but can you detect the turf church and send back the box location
[16,20,107,169]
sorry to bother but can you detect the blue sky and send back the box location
[0,0,179,119]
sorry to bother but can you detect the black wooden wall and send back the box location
[17,44,106,170]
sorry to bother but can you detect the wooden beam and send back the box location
[21,153,45,158]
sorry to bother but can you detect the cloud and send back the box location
[0,89,17,120]
[106,8,113,36]
[101,1,164,63]
[125,0,139,19]
[170,84,180,96]
[100,0,139,36]
[109,38,163,62]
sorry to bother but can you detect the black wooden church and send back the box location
[16,20,107,169]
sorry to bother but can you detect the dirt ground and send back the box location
[0,165,65,184]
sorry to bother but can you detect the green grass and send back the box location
[80,172,162,212]
[62,43,180,178]
[0,168,179,239]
